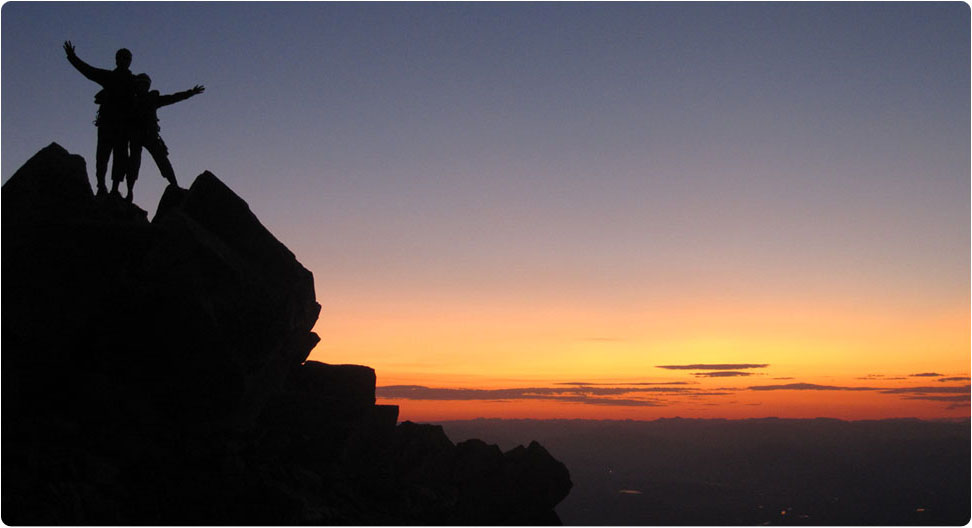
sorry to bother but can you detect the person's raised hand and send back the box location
[63,40,76,57]
[191,85,206,95]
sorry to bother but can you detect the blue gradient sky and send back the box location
[3,2,969,419]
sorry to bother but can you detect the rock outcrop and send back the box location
[1,143,571,525]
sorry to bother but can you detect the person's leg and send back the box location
[146,137,177,187]
[94,127,111,195]
[126,141,143,202]
[107,129,128,195]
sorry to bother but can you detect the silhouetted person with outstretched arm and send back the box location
[63,41,135,197]
[126,74,204,202]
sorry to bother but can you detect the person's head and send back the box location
[134,73,151,94]
[115,48,132,69]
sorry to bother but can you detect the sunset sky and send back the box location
[3,2,969,421]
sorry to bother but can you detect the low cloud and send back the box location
[748,383,874,391]
[621,387,700,393]
[879,385,970,395]
[375,383,705,407]
[626,381,696,386]
[901,395,971,403]
[743,384,972,416]
[377,380,970,409]
[692,371,754,378]
[657,363,768,371]
[377,385,637,400]
[909,372,944,377]
[557,396,667,407]
[555,381,693,386]
[938,377,971,383]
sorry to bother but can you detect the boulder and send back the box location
[1,143,570,525]
[3,143,320,433]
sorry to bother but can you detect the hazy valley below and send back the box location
[442,417,970,525]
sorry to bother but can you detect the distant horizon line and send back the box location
[424,415,971,424]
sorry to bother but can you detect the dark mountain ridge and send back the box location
[1,143,571,525]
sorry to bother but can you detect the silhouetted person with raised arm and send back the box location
[126,74,204,202]
[63,41,135,197]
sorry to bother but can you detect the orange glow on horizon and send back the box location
[310,285,970,421]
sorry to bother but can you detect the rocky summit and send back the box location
[1,143,572,525]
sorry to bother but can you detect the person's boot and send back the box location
[95,177,107,197]
[109,180,121,198]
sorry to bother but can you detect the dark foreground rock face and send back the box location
[2,143,571,525]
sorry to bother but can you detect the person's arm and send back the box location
[156,85,205,108]
[63,41,110,85]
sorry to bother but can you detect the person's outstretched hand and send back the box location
[63,40,76,57]
[191,85,205,96]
